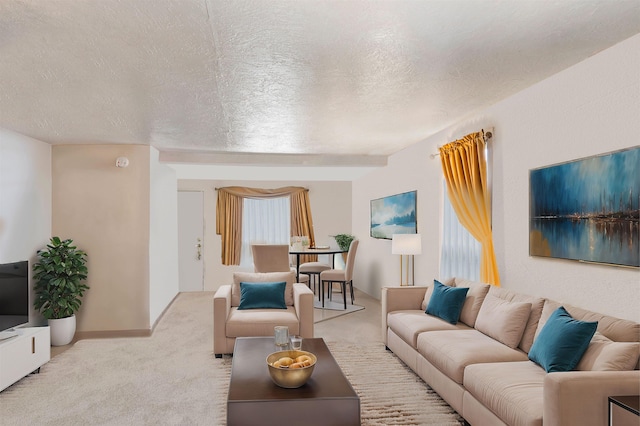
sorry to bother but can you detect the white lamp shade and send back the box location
[391,234,422,255]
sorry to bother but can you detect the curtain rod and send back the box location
[214,187,309,191]
[430,129,493,159]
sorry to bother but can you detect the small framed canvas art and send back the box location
[370,191,417,240]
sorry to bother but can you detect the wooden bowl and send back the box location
[266,350,317,388]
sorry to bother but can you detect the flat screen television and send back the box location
[0,260,29,339]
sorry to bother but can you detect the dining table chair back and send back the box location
[251,244,310,284]
[320,239,359,309]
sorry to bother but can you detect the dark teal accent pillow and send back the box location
[238,281,287,310]
[425,279,469,324]
[528,306,598,372]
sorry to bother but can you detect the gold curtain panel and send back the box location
[439,131,501,286]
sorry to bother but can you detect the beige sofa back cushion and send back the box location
[576,332,640,371]
[485,287,545,353]
[475,293,532,349]
[537,299,640,343]
[232,271,295,307]
[451,278,491,328]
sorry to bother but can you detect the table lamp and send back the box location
[392,234,422,286]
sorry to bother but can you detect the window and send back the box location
[239,196,291,269]
[440,180,481,281]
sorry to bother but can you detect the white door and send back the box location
[178,191,204,292]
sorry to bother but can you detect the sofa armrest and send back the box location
[381,286,428,344]
[293,283,314,338]
[543,370,640,426]
[213,285,232,355]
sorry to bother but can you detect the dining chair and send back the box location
[320,239,359,309]
[299,260,331,297]
[251,244,310,284]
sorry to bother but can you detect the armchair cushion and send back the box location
[232,271,295,306]
[238,281,287,310]
[226,307,300,337]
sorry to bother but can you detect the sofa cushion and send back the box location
[426,280,469,324]
[226,306,299,337]
[387,310,471,348]
[475,293,532,349]
[451,278,491,328]
[528,306,598,373]
[464,361,544,426]
[576,332,640,371]
[537,299,640,343]
[417,330,528,384]
[486,287,545,353]
[232,271,295,307]
[238,281,287,310]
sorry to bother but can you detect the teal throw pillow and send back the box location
[528,306,598,372]
[238,281,287,310]
[425,279,469,324]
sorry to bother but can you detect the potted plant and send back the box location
[333,233,355,251]
[33,237,89,346]
[333,234,355,262]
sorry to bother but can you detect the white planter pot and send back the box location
[49,315,76,346]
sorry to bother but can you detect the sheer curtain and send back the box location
[239,197,291,269]
[440,180,481,281]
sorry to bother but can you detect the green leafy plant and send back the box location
[333,233,355,251]
[33,237,89,320]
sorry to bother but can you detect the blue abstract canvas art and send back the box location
[370,191,417,239]
[529,146,639,267]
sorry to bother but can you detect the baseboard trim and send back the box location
[151,292,180,331]
[74,292,181,341]
[75,329,152,340]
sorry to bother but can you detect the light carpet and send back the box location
[1,292,462,425]
[313,301,365,323]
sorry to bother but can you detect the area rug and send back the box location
[314,300,365,323]
[0,292,463,425]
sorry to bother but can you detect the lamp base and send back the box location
[399,254,415,286]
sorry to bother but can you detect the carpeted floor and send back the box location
[314,301,365,323]
[0,291,463,425]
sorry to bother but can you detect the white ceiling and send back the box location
[1,0,639,175]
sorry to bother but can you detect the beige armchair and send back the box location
[213,271,314,357]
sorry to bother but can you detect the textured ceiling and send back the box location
[1,0,639,167]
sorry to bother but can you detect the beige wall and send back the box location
[0,128,52,326]
[52,145,151,332]
[177,179,352,290]
[353,34,640,322]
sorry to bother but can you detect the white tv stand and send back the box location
[0,329,19,340]
[0,327,50,392]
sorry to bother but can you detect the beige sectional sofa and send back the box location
[382,278,640,426]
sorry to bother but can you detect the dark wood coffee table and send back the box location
[227,337,360,426]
